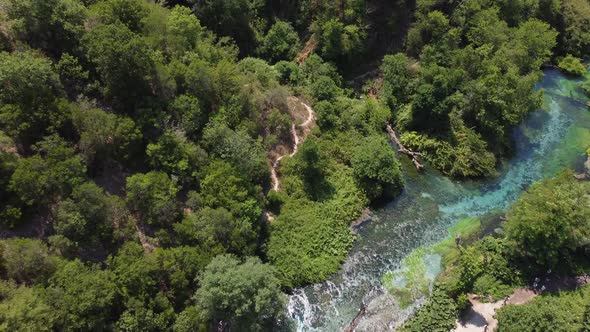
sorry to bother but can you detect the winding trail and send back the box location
[270,101,315,192]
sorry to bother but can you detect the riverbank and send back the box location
[288,68,590,331]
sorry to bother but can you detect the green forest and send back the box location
[0,0,588,331]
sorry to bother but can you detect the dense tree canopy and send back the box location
[505,172,590,268]
[0,0,588,329]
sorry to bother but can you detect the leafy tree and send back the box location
[238,57,279,88]
[45,260,117,332]
[291,138,328,198]
[126,171,180,227]
[561,0,590,57]
[146,131,207,186]
[72,107,141,166]
[115,293,175,332]
[0,239,58,284]
[311,75,341,101]
[314,100,340,130]
[89,0,150,32]
[464,7,510,49]
[168,94,206,140]
[317,19,365,64]
[496,285,590,332]
[507,19,557,74]
[1,0,87,55]
[82,23,154,110]
[505,172,590,268]
[0,280,55,332]
[165,5,203,56]
[406,11,449,56]
[191,255,286,331]
[151,245,209,307]
[192,0,263,55]
[0,51,66,146]
[381,53,416,110]
[399,288,458,332]
[0,132,19,224]
[199,160,263,226]
[174,207,256,256]
[202,122,269,184]
[557,54,587,76]
[352,135,404,202]
[9,136,86,207]
[107,242,159,301]
[274,60,302,85]
[53,182,113,248]
[55,53,89,96]
[259,20,299,63]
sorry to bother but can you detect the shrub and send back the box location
[558,54,587,76]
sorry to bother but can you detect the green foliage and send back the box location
[54,182,119,249]
[0,51,66,145]
[0,239,59,284]
[496,285,590,332]
[381,53,416,110]
[82,22,154,110]
[72,107,141,165]
[45,260,117,332]
[311,75,341,101]
[561,0,590,57]
[108,242,159,301]
[238,57,279,88]
[267,163,365,288]
[406,10,449,57]
[0,280,55,332]
[174,207,256,256]
[126,171,180,227]
[558,54,587,76]
[56,53,89,95]
[89,0,150,32]
[193,0,263,54]
[165,5,203,56]
[199,160,263,226]
[9,136,86,207]
[192,255,286,331]
[147,131,207,186]
[259,21,299,63]
[400,288,458,332]
[202,122,269,185]
[351,135,404,202]
[1,0,87,55]
[316,18,365,64]
[472,274,513,301]
[383,6,557,178]
[508,19,558,74]
[168,94,205,140]
[505,171,590,269]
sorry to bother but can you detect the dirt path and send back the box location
[135,222,156,253]
[270,100,315,192]
[453,289,537,332]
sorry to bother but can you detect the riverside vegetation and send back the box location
[0,0,589,331]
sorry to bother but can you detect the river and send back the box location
[287,68,590,331]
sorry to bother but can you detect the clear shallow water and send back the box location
[288,69,590,331]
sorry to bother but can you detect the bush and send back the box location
[472,274,513,301]
[400,288,458,332]
[558,54,587,76]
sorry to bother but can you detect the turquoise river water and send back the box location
[287,68,590,331]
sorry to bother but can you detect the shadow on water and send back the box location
[288,69,590,331]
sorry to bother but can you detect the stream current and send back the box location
[287,68,590,331]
